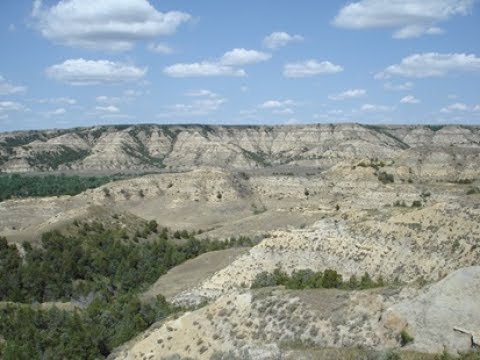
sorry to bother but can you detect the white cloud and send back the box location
[273,108,294,115]
[0,101,28,112]
[157,97,226,118]
[95,90,143,104]
[148,43,173,54]
[329,89,366,100]
[283,60,343,78]
[259,99,296,109]
[384,81,414,91]
[185,89,219,98]
[474,105,480,112]
[375,53,480,79]
[31,0,191,51]
[44,108,66,117]
[393,25,444,39]
[263,31,304,49]
[400,95,420,104]
[0,76,27,95]
[240,86,248,92]
[37,97,76,105]
[164,62,245,77]
[96,105,120,113]
[259,99,298,116]
[164,48,269,78]
[46,59,147,85]
[333,0,474,39]
[360,103,393,112]
[440,102,469,113]
[220,48,271,66]
[8,24,15,32]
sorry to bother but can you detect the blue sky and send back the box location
[0,0,479,131]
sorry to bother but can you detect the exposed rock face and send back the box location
[383,266,480,354]
[1,124,479,178]
[112,267,480,359]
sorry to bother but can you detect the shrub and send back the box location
[400,329,414,346]
[378,171,394,184]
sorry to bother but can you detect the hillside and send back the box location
[1,124,479,179]
[0,123,479,359]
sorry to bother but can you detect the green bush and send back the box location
[378,171,394,184]
[400,329,414,346]
[251,268,383,290]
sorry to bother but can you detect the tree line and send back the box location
[0,222,255,359]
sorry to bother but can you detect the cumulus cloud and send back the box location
[263,31,304,49]
[220,48,271,66]
[400,95,420,104]
[164,62,245,78]
[332,0,474,39]
[384,81,414,91]
[31,0,191,51]
[95,105,120,113]
[164,48,271,78]
[147,43,173,54]
[46,59,147,85]
[376,53,480,79]
[185,89,220,98]
[259,99,296,109]
[0,101,28,113]
[44,108,66,117]
[0,76,27,95]
[440,102,471,113]
[283,60,343,78]
[360,103,393,112]
[329,89,366,100]
[259,99,298,116]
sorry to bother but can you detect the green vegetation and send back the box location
[251,268,385,290]
[378,171,395,184]
[0,174,119,202]
[363,125,410,149]
[400,329,414,346]
[0,223,255,359]
[434,349,480,360]
[466,187,480,195]
[26,146,89,170]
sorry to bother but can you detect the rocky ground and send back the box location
[1,123,479,359]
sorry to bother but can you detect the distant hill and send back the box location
[1,123,479,175]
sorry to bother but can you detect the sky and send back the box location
[0,0,480,131]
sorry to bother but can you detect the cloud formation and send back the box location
[164,62,245,78]
[157,89,226,118]
[283,60,343,78]
[360,103,393,112]
[0,76,26,95]
[220,48,271,66]
[263,32,304,49]
[164,48,269,77]
[147,43,173,54]
[400,95,420,104]
[376,53,480,79]
[31,0,191,51]
[333,0,474,39]
[329,89,366,100]
[46,59,147,85]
